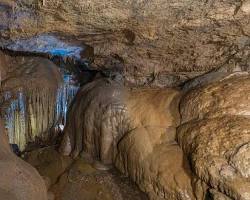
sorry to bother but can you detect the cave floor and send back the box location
[23,147,148,200]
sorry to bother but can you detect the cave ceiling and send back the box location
[0,0,250,86]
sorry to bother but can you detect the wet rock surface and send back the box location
[0,1,250,199]
[60,77,128,163]
[115,87,194,199]
[1,53,250,199]
[60,77,195,199]
[178,75,250,200]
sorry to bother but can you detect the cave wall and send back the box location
[0,0,250,86]
[178,74,250,200]
[0,51,78,150]
[60,77,196,199]
[60,73,250,200]
[0,119,48,200]
[0,0,250,199]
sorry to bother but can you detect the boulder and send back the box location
[0,120,48,200]
[178,75,250,200]
[180,75,250,123]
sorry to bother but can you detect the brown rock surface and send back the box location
[115,87,194,200]
[60,77,128,163]
[24,147,73,186]
[180,75,250,123]
[60,77,195,199]
[178,116,250,200]
[1,0,250,86]
[178,75,250,200]
[24,147,148,200]
[0,120,47,200]
[210,189,232,200]
[116,131,194,200]
[50,157,148,200]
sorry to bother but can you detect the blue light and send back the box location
[6,34,84,60]
[50,49,74,56]
[4,70,79,150]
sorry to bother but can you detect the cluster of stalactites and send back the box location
[4,75,79,151]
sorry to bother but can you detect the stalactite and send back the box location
[56,73,79,127]
[3,72,79,151]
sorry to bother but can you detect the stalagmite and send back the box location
[60,77,195,200]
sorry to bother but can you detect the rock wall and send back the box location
[61,74,250,200]
[178,75,250,199]
[114,88,195,199]
[60,77,129,162]
[0,119,47,200]
[1,0,250,86]
[0,51,63,150]
[60,77,195,200]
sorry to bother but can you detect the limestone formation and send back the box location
[1,0,250,199]
[0,119,47,200]
[24,147,73,186]
[1,0,250,86]
[178,75,250,200]
[180,75,250,123]
[116,131,194,200]
[0,51,63,150]
[60,77,195,199]
[114,87,195,200]
[209,190,232,200]
[60,77,129,164]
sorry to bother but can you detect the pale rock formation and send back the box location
[180,75,250,123]
[0,51,63,150]
[116,130,194,200]
[178,75,250,200]
[60,77,195,200]
[0,119,47,200]
[115,87,194,199]
[60,77,128,163]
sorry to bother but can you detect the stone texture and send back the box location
[60,77,195,199]
[178,75,250,200]
[178,116,250,200]
[60,77,129,163]
[180,75,250,123]
[0,119,47,200]
[116,133,194,200]
[209,189,232,200]
[115,87,194,199]
[0,51,63,150]
[1,1,250,199]
[50,157,148,200]
[24,147,73,186]
[24,147,148,200]
[1,0,250,86]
